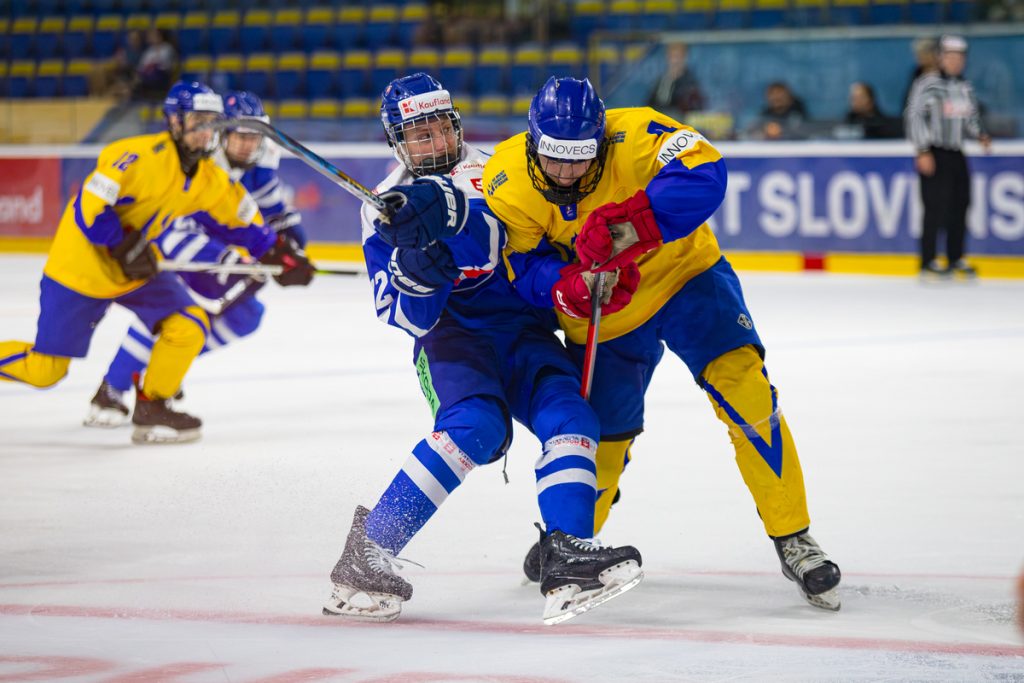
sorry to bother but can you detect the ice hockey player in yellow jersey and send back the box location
[0,80,303,444]
[484,77,842,610]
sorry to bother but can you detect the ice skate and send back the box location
[538,528,643,625]
[774,531,841,611]
[131,385,201,444]
[919,260,951,280]
[323,505,413,623]
[83,381,129,428]
[523,489,622,584]
[950,259,978,279]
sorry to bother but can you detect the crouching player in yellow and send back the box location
[0,80,286,444]
[484,77,842,610]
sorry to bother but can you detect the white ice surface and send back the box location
[0,254,1022,682]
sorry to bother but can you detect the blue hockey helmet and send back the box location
[380,72,463,176]
[221,90,270,168]
[163,79,224,120]
[525,77,608,205]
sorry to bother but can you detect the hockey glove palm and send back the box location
[388,243,460,296]
[551,261,641,319]
[576,190,662,272]
[374,175,469,250]
[110,230,158,280]
[259,233,315,287]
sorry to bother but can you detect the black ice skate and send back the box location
[83,381,129,428]
[538,526,643,625]
[523,489,622,584]
[950,259,978,279]
[920,260,951,280]
[131,385,201,444]
[773,530,841,611]
[323,505,413,623]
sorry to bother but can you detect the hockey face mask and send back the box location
[171,111,222,174]
[526,133,608,206]
[223,130,265,170]
[390,111,464,177]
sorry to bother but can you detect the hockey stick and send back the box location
[202,119,396,216]
[158,261,364,277]
[579,271,607,401]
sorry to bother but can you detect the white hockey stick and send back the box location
[158,261,283,276]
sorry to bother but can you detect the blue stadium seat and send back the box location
[909,0,942,22]
[179,12,210,56]
[791,0,827,26]
[678,0,714,29]
[750,0,787,27]
[869,0,908,23]
[637,0,677,31]
[510,44,545,95]
[36,17,65,60]
[242,53,275,98]
[548,43,584,79]
[64,59,93,96]
[439,46,474,94]
[335,7,367,50]
[8,61,36,97]
[307,51,341,99]
[270,8,302,52]
[239,9,271,54]
[570,1,608,40]
[214,53,244,91]
[475,46,510,95]
[948,0,975,21]
[588,43,620,88]
[302,7,334,52]
[62,16,94,59]
[9,17,38,59]
[34,60,63,97]
[340,50,372,97]
[92,15,123,58]
[275,52,307,99]
[408,46,441,79]
[716,0,751,28]
[830,0,869,24]
[396,3,429,49]
[370,49,406,96]
[608,0,643,31]
[365,5,398,48]
[209,10,241,55]
[180,54,213,83]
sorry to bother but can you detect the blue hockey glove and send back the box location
[374,175,469,250]
[388,243,460,296]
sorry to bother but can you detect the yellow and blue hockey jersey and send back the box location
[483,107,727,344]
[44,131,271,299]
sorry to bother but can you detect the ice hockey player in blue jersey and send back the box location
[85,88,314,428]
[323,73,644,625]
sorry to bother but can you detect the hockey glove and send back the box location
[388,243,460,296]
[575,190,663,272]
[374,175,469,250]
[259,233,315,287]
[551,261,641,319]
[110,230,158,280]
[267,210,308,248]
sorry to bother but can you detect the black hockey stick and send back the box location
[203,118,399,217]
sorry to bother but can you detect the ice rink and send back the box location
[1,253,1022,682]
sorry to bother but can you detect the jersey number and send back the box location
[111,152,139,172]
[373,270,394,314]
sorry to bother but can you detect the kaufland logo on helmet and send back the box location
[537,134,598,160]
[398,90,453,120]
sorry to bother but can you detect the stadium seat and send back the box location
[92,15,123,58]
[302,7,334,52]
[310,98,342,119]
[548,43,584,79]
[570,0,608,40]
[209,10,240,55]
[439,46,474,94]
[638,0,678,30]
[476,94,511,117]
[830,0,869,24]
[35,17,65,60]
[34,59,64,97]
[239,9,271,54]
[510,44,545,95]
[909,0,942,22]
[396,3,429,48]
[63,59,93,96]
[270,8,302,52]
[276,100,309,119]
[9,17,38,60]
[716,0,752,28]
[212,53,243,91]
[869,0,908,23]
[241,53,274,97]
[608,0,643,31]
[791,0,827,25]
[679,0,715,28]
[307,51,341,99]
[340,50,372,96]
[125,13,152,34]
[370,48,406,96]
[512,94,533,116]
[408,46,441,75]
[476,46,510,95]
[450,92,474,116]
[588,43,621,89]
[8,61,36,97]
[275,52,307,99]
[335,6,367,50]
[178,12,210,56]
[948,0,975,21]
[365,5,398,48]
[751,0,788,27]
[341,97,375,119]
[181,54,213,83]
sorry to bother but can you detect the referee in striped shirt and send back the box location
[904,35,991,277]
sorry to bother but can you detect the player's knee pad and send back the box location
[530,371,600,443]
[701,345,777,432]
[0,343,70,387]
[156,307,209,352]
[438,395,509,466]
[216,296,265,340]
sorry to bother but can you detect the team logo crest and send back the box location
[737,313,753,330]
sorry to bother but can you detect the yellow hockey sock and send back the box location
[594,439,632,534]
[142,308,208,400]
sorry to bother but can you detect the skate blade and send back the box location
[131,425,201,445]
[801,586,841,611]
[541,561,643,626]
[322,585,403,623]
[83,407,128,429]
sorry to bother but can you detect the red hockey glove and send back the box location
[551,261,641,319]
[575,190,663,272]
[259,233,315,287]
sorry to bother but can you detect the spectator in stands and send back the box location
[647,42,706,116]
[133,29,178,101]
[844,81,903,139]
[750,81,808,140]
[902,37,939,110]
[90,29,143,100]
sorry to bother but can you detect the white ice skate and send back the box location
[322,583,403,623]
[83,381,129,428]
[542,559,643,625]
[774,531,841,611]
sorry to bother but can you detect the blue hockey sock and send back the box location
[104,324,154,392]
[535,434,598,538]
